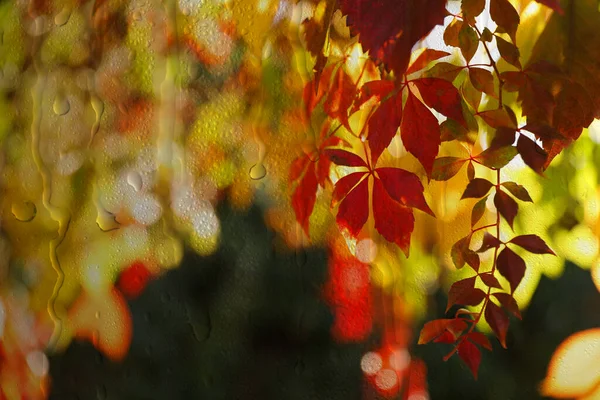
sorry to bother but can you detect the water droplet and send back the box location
[132,10,143,21]
[53,94,70,116]
[12,201,36,222]
[127,170,143,192]
[249,163,266,180]
[96,207,119,232]
[54,7,71,26]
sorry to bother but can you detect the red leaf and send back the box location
[497,247,526,293]
[406,49,451,75]
[534,0,564,15]
[476,145,518,169]
[467,332,493,351]
[323,148,368,167]
[419,318,468,344]
[467,161,475,181]
[517,135,548,175]
[464,250,481,272]
[431,157,467,181]
[452,236,472,269]
[485,300,510,348]
[501,182,533,202]
[459,24,479,62]
[490,0,520,43]
[471,195,488,227]
[368,93,402,164]
[458,340,482,379]
[425,62,463,82]
[492,292,522,319]
[461,0,486,25]
[478,108,518,129]
[461,178,494,199]
[289,156,310,182]
[303,64,336,118]
[413,77,467,127]
[373,177,415,257]
[469,68,497,97]
[353,79,396,111]
[434,331,458,344]
[292,162,318,236]
[479,272,503,289]
[332,171,368,207]
[496,36,521,69]
[339,0,448,75]
[494,189,519,229]
[490,127,517,149]
[324,67,356,131]
[447,276,486,312]
[376,167,435,216]
[509,234,555,255]
[336,174,370,237]
[401,90,441,177]
[477,232,502,253]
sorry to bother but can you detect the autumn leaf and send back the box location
[452,235,472,269]
[335,172,370,237]
[401,89,441,177]
[353,79,396,111]
[419,318,468,345]
[302,0,337,78]
[339,0,448,75]
[413,78,467,127]
[324,66,356,132]
[479,272,503,289]
[534,0,564,15]
[447,276,487,312]
[496,36,521,69]
[367,93,402,164]
[489,128,516,149]
[467,332,493,351]
[496,246,526,293]
[303,63,337,119]
[406,49,451,75]
[501,182,533,202]
[509,234,555,255]
[431,157,467,181]
[458,24,479,62]
[477,232,502,253]
[461,0,485,26]
[492,292,522,319]
[458,340,482,379]
[444,19,462,47]
[476,145,518,169]
[478,108,518,129]
[471,195,488,227]
[426,62,463,82]
[291,161,318,236]
[461,178,494,199]
[485,300,509,348]
[323,148,368,167]
[494,189,518,229]
[516,135,548,175]
[469,68,496,97]
[376,167,435,216]
[490,0,519,43]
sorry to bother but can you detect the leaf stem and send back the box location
[473,26,503,109]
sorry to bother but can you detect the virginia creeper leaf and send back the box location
[419,318,467,344]
[497,247,526,293]
[458,24,479,62]
[401,90,441,177]
[373,177,415,257]
[501,182,533,202]
[476,145,518,169]
[477,232,502,253]
[462,78,483,111]
[458,340,482,379]
[509,234,556,255]
[478,108,518,129]
[461,0,485,25]
[368,93,402,164]
[517,135,548,175]
[461,178,494,199]
[471,195,488,227]
[490,0,519,43]
[376,167,435,216]
[440,118,471,143]
[479,272,503,289]
[534,0,564,14]
[406,49,451,75]
[467,332,493,351]
[425,62,463,82]
[493,293,522,319]
[485,300,509,348]
[490,127,516,149]
[353,79,396,112]
[469,68,496,97]
[452,236,472,269]
[414,78,467,128]
[292,162,318,236]
[444,19,463,47]
[496,36,521,69]
[324,67,355,132]
[464,250,481,272]
[336,174,370,237]
[467,161,475,181]
[494,189,518,229]
[431,157,467,181]
[323,148,368,167]
[447,277,486,312]
[331,172,368,207]
[339,0,448,75]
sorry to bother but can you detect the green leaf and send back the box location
[476,146,518,169]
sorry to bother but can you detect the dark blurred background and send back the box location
[48,202,600,400]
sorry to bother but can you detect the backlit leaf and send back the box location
[471,195,488,227]
[377,167,435,216]
[501,182,533,202]
[496,36,521,69]
[477,232,502,253]
[406,49,451,75]
[353,79,396,111]
[461,178,494,199]
[478,108,518,129]
[509,234,556,255]
[292,163,318,236]
[336,174,370,237]
[368,93,402,164]
[517,135,548,175]
[414,77,467,127]
[452,235,472,269]
[469,68,496,97]
[323,148,368,167]
[458,340,482,379]
[492,293,522,319]
[494,189,518,229]
[447,276,486,312]
[467,332,493,351]
[496,247,526,293]
[419,318,467,344]
[401,90,441,177]
[431,157,467,181]
[425,62,463,82]
[324,67,355,132]
[490,0,519,43]
[479,273,503,289]
[476,146,518,169]
[444,19,463,47]
[534,0,564,15]
[458,24,479,62]
[461,0,485,25]
[485,300,509,348]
